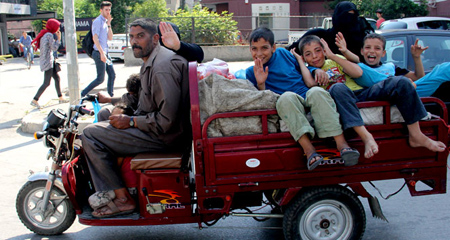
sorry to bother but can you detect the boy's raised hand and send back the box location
[335,32,348,54]
[411,38,428,59]
[254,58,268,90]
[290,48,304,64]
[320,38,335,59]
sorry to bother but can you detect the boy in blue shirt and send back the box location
[351,33,450,100]
[329,33,446,153]
[246,27,360,170]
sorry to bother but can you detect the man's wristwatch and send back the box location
[129,117,135,127]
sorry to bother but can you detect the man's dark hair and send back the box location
[100,1,112,9]
[248,27,274,46]
[130,18,158,36]
[126,73,141,96]
[298,35,323,55]
[113,102,134,116]
[363,33,386,50]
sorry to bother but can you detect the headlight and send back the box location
[47,109,67,128]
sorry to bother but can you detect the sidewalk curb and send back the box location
[21,111,46,134]
[20,101,96,134]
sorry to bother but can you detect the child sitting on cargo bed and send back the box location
[294,34,379,159]
[344,33,450,102]
[328,33,446,153]
[245,27,360,170]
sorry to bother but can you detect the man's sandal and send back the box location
[91,199,135,218]
[88,190,115,210]
[341,148,360,167]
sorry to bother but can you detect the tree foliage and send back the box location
[354,0,428,19]
[163,4,239,45]
[33,0,97,32]
[131,0,168,20]
[91,0,137,33]
[324,0,428,19]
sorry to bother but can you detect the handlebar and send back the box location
[71,105,94,116]
[81,94,98,103]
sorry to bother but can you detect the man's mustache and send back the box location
[132,45,142,50]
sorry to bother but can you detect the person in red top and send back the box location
[376,9,385,29]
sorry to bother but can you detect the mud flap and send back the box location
[346,182,388,222]
[367,195,388,222]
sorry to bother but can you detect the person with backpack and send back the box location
[81,1,116,97]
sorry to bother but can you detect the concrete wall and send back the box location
[124,45,253,66]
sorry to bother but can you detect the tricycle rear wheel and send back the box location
[283,185,366,240]
[16,180,76,235]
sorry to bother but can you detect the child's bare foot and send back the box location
[363,138,379,158]
[409,134,446,152]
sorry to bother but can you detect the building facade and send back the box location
[200,0,332,42]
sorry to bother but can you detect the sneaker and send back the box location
[59,99,69,104]
[30,100,41,109]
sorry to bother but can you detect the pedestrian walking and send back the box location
[81,1,116,97]
[30,18,67,109]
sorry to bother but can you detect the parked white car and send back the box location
[108,34,127,60]
[321,17,377,30]
[379,16,450,30]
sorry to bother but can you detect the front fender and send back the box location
[28,171,66,194]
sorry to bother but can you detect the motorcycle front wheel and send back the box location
[16,180,76,235]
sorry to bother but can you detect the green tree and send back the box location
[131,0,168,19]
[74,0,98,18]
[91,0,138,34]
[163,4,239,45]
[358,0,429,19]
[33,0,97,32]
[324,0,428,19]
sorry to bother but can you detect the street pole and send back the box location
[63,0,80,104]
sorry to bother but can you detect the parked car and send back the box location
[379,16,450,30]
[322,17,377,30]
[379,29,450,116]
[379,29,450,73]
[108,34,127,60]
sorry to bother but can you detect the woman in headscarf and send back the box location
[30,18,66,108]
[288,1,373,61]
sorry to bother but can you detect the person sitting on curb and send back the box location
[245,27,360,170]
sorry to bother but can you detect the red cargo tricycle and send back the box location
[16,62,449,239]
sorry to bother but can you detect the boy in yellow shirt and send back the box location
[292,34,379,158]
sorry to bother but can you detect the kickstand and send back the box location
[367,195,388,222]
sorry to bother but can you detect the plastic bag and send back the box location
[234,69,246,79]
[197,58,236,80]
[92,99,101,123]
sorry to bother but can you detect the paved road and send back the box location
[1,55,450,240]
